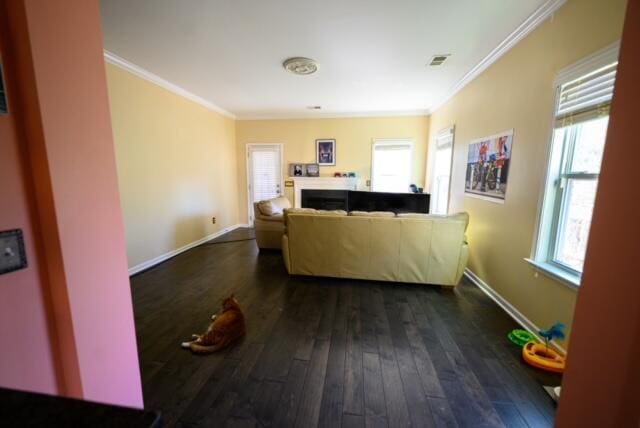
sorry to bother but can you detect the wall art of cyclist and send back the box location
[465,130,513,201]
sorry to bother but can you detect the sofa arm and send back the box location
[455,242,469,284]
[255,213,284,222]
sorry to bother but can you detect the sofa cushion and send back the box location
[396,212,439,219]
[257,200,275,216]
[349,211,396,218]
[257,196,291,216]
[315,210,348,216]
[284,208,316,214]
[397,211,469,231]
[271,196,292,213]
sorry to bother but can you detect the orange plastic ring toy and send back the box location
[522,342,566,373]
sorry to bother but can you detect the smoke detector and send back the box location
[429,54,451,66]
[283,57,318,75]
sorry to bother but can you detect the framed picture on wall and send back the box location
[316,139,336,166]
[464,129,514,203]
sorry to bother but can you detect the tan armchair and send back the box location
[253,196,291,250]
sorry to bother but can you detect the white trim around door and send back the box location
[246,143,284,225]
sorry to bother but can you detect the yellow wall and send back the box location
[236,115,430,223]
[106,64,239,268]
[427,0,627,346]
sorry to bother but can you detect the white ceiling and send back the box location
[100,0,549,119]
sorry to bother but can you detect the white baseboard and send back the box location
[128,224,249,276]
[464,268,567,355]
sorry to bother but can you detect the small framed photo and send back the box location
[305,163,319,177]
[316,139,336,166]
[289,163,305,177]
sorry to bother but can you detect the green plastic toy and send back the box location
[508,329,536,346]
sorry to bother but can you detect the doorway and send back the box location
[246,144,283,224]
[431,126,455,215]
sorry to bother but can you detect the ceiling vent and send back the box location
[283,57,318,75]
[429,54,450,67]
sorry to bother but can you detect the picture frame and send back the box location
[305,163,319,177]
[289,163,305,177]
[464,129,514,203]
[316,139,336,166]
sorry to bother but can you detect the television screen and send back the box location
[348,191,429,213]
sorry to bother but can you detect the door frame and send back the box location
[246,143,284,225]
[430,125,455,214]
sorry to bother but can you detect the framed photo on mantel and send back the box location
[316,139,336,166]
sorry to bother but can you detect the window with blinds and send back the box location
[249,147,281,203]
[371,140,414,193]
[532,45,618,284]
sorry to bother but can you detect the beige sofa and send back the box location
[282,210,469,288]
[253,196,292,250]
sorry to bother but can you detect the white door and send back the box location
[247,144,283,223]
[431,127,455,215]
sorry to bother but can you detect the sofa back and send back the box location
[282,211,469,286]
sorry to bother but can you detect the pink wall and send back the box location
[0,11,60,395]
[0,0,143,408]
[556,0,640,426]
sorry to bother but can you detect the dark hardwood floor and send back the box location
[131,228,560,427]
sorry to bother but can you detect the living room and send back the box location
[0,0,638,426]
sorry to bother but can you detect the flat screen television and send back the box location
[348,191,430,214]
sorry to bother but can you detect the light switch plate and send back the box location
[0,229,27,274]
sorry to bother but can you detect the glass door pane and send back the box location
[431,143,452,215]
[248,145,282,223]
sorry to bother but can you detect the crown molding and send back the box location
[103,50,236,119]
[235,109,430,121]
[429,0,567,113]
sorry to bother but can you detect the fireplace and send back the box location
[301,189,349,210]
[291,177,359,208]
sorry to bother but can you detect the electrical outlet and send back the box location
[366,180,371,187]
[211,216,216,224]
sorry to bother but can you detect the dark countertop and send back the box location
[0,387,161,427]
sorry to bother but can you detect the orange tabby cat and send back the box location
[181,295,246,354]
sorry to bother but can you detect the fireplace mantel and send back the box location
[291,177,361,208]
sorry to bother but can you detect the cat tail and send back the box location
[189,340,228,354]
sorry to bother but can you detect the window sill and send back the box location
[524,258,581,290]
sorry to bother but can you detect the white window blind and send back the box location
[249,147,281,202]
[371,140,413,193]
[556,62,617,127]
